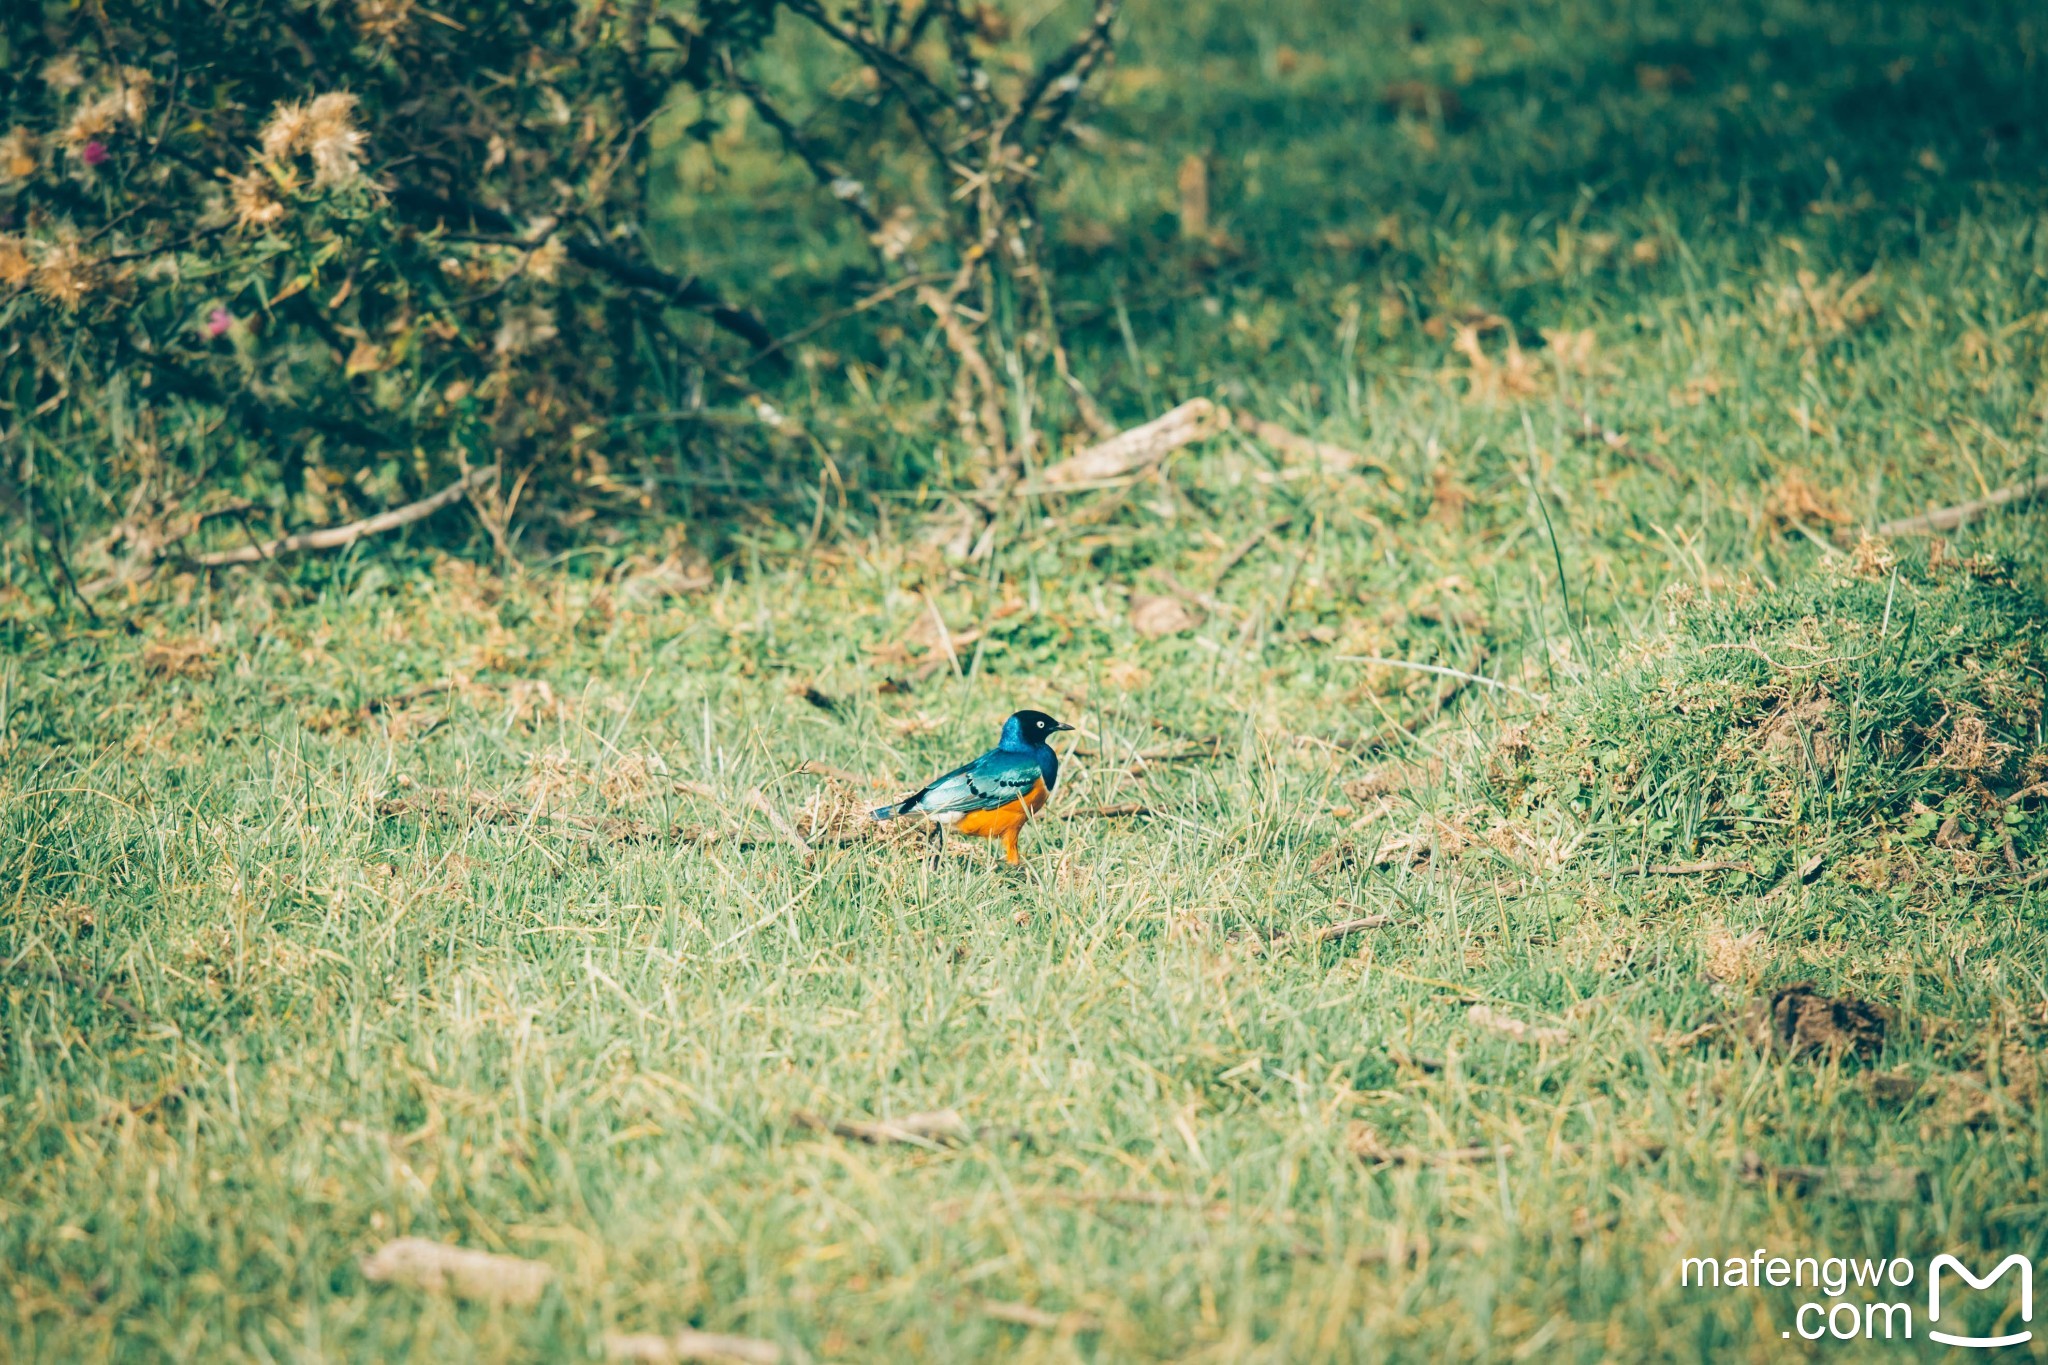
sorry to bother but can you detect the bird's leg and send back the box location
[926,820,944,866]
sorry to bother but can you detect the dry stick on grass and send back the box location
[1874,470,2048,536]
[360,1238,553,1306]
[1248,916,1396,949]
[1572,409,1682,480]
[1036,397,1228,484]
[1068,802,1151,819]
[1351,1135,1514,1168]
[1232,412,1387,475]
[744,790,813,860]
[360,679,454,718]
[603,1329,783,1364]
[190,467,493,567]
[789,1109,971,1148]
[980,1300,1105,1334]
[1209,515,1292,590]
[1632,859,1756,876]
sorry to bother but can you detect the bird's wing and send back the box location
[906,749,1043,814]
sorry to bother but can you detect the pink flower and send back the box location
[206,307,234,337]
[81,140,108,167]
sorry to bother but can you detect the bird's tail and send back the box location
[870,801,905,821]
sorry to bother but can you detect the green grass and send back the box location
[7,0,2048,1359]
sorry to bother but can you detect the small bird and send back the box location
[872,710,1074,865]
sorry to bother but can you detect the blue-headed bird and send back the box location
[871,710,1073,865]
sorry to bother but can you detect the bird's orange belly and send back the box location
[953,779,1047,839]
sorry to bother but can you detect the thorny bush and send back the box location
[0,0,1118,599]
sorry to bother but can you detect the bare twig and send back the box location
[1209,516,1291,589]
[744,790,814,860]
[1572,409,1681,480]
[1874,470,2048,536]
[1068,802,1150,818]
[753,272,948,362]
[190,468,492,567]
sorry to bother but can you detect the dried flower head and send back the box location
[257,92,367,188]
[0,237,32,290]
[493,305,558,357]
[305,92,367,186]
[260,101,311,159]
[206,307,235,337]
[354,0,416,40]
[31,240,95,310]
[525,235,567,283]
[115,67,154,124]
[0,128,35,183]
[63,93,123,147]
[227,169,287,230]
[40,55,85,93]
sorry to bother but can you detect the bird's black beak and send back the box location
[1052,721,1075,732]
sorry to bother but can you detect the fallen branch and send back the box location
[1874,470,2048,536]
[1231,413,1385,475]
[1068,802,1151,818]
[1037,397,1227,484]
[191,468,492,567]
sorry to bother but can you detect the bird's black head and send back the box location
[1004,709,1073,745]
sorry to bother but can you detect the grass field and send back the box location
[6,0,2048,1360]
